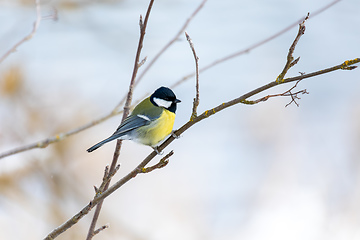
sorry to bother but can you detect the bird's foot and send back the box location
[152,146,163,155]
[171,131,180,139]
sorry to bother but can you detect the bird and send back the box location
[87,86,181,153]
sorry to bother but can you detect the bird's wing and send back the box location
[112,114,154,137]
[87,114,153,152]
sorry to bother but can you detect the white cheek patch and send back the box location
[153,97,172,108]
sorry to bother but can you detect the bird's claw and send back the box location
[171,131,180,139]
[153,146,163,155]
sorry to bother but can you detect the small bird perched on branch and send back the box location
[87,86,181,153]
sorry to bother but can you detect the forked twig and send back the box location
[242,80,309,107]
[276,13,309,83]
[139,150,174,173]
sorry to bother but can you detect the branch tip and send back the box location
[93,224,109,237]
[342,66,357,70]
[103,165,110,180]
[139,14,143,27]
[341,58,360,70]
[138,56,147,68]
[290,57,300,67]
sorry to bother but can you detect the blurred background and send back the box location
[0,0,359,239]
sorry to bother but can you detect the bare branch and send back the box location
[285,89,309,107]
[185,32,200,121]
[241,80,309,107]
[42,7,58,21]
[0,112,117,159]
[85,1,155,239]
[276,13,309,83]
[0,0,42,64]
[95,164,120,195]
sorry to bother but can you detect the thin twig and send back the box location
[0,0,42,64]
[276,13,309,83]
[285,89,308,107]
[138,56,147,68]
[95,164,120,195]
[242,80,309,107]
[93,224,109,237]
[85,1,155,239]
[0,112,117,159]
[185,32,200,121]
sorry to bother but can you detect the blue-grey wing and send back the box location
[113,114,153,137]
[86,114,153,152]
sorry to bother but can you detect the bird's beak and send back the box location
[174,99,181,103]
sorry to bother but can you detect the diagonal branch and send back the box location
[0,0,42,64]
[0,113,115,159]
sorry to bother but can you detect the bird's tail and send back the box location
[87,135,119,152]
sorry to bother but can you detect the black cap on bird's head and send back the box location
[150,86,181,113]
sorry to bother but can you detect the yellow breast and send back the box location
[136,110,176,146]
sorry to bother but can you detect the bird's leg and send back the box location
[171,131,180,139]
[152,146,163,155]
